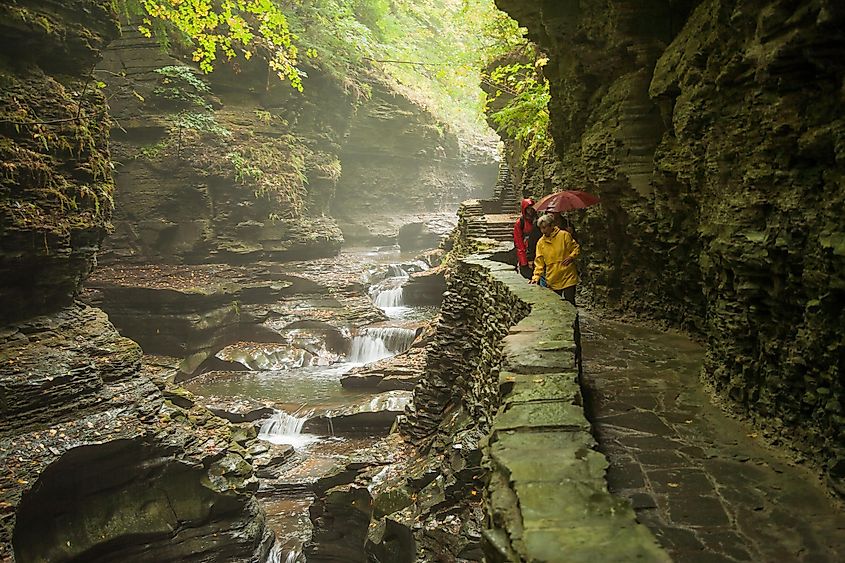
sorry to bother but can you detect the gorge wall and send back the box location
[0,3,272,560]
[0,0,116,324]
[494,0,845,492]
[97,28,495,263]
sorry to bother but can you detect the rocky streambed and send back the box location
[82,244,446,560]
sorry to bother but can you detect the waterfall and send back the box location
[387,264,408,277]
[266,543,300,563]
[368,260,430,314]
[348,327,416,364]
[372,285,404,308]
[258,410,318,448]
[369,277,406,308]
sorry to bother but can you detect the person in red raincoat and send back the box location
[513,198,539,279]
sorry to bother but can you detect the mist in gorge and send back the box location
[1,1,843,562]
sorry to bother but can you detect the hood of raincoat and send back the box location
[520,198,535,216]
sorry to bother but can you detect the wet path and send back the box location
[580,311,845,562]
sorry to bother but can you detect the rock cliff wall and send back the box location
[0,0,117,324]
[97,28,346,264]
[334,86,494,225]
[96,29,495,262]
[495,0,845,491]
[0,3,272,559]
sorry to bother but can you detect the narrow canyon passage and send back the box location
[3,0,843,560]
[580,311,845,562]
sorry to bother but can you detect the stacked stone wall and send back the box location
[401,258,529,446]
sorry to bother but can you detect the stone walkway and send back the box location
[580,311,845,562]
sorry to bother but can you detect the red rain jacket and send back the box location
[513,198,536,266]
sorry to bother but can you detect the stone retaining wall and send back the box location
[391,248,668,561]
[472,257,668,561]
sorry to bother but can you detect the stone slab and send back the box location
[499,371,581,404]
[488,430,602,483]
[493,401,591,432]
[517,524,670,563]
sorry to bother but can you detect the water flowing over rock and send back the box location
[259,410,320,450]
[341,322,433,391]
[83,261,386,378]
[348,327,417,364]
[370,279,406,309]
[267,543,301,563]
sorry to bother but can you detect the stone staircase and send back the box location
[458,204,518,244]
[492,162,521,214]
[479,214,518,242]
[455,162,521,246]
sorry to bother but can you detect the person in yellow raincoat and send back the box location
[529,213,580,305]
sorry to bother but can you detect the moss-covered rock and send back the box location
[0,0,118,323]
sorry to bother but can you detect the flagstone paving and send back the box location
[580,311,845,562]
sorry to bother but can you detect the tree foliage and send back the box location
[118,0,548,154]
[119,0,302,90]
[486,58,553,164]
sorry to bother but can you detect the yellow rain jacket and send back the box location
[532,227,580,290]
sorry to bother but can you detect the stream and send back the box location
[182,245,439,561]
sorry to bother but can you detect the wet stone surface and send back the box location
[581,311,845,562]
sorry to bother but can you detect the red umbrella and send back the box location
[533,190,600,212]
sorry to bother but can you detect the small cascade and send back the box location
[387,264,408,277]
[266,543,300,563]
[368,261,430,314]
[372,285,404,308]
[258,410,319,448]
[369,278,406,308]
[348,327,416,364]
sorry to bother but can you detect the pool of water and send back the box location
[183,363,374,414]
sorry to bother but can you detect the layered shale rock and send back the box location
[494,0,845,491]
[0,4,273,559]
[83,259,386,378]
[332,90,494,241]
[0,304,271,561]
[97,27,345,264]
[95,26,494,261]
[0,0,118,324]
